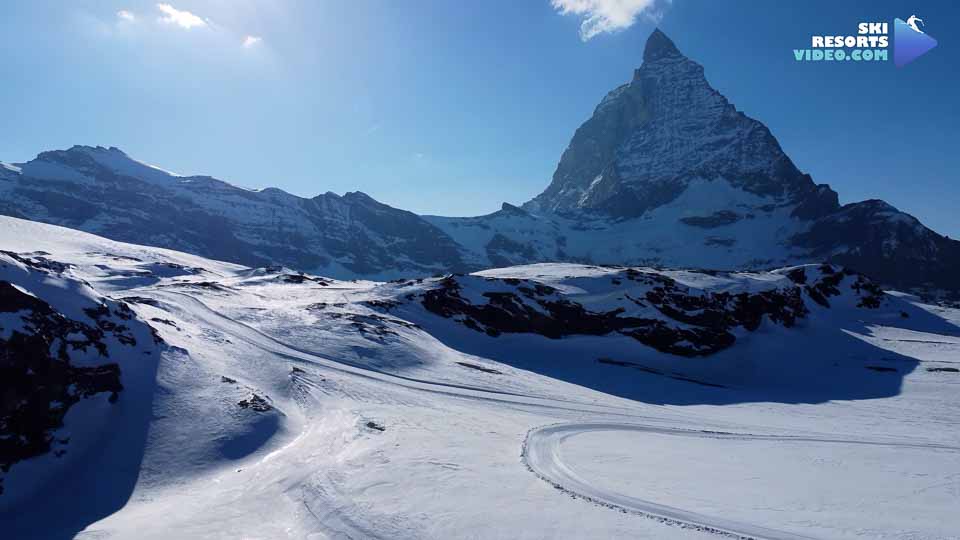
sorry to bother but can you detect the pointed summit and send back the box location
[526,25,828,219]
[643,28,682,63]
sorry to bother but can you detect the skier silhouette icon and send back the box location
[906,15,925,33]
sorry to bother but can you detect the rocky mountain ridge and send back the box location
[1,29,957,297]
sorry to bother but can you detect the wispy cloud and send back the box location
[551,0,670,41]
[157,3,207,29]
[102,4,263,51]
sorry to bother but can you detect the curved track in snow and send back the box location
[144,290,644,417]
[522,422,960,540]
[143,289,960,539]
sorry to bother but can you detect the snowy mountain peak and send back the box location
[525,29,831,220]
[37,145,130,165]
[19,145,180,185]
[70,144,128,156]
[342,191,379,203]
[2,37,959,297]
[642,28,682,63]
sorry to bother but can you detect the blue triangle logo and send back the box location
[895,17,938,67]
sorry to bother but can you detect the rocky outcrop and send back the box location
[0,251,160,494]
[791,200,960,298]
[524,29,833,219]
[393,264,885,357]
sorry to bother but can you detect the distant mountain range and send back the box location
[2,29,958,297]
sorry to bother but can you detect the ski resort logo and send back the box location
[794,21,889,63]
[894,15,938,67]
[794,15,937,67]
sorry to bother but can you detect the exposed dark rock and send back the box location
[237,394,272,412]
[866,366,898,373]
[307,302,347,311]
[792,200,960,299]
[456,362,503,374]
[680,211,741,228]
[791,183,840,220]
[0,280,139,495]
[0,251,71,274]
[280,273,331,285]
[485,234,537,268]
[525,30,822,218]
[365,421,385,432]
[785,267,807,284]
[411,266,884,357]
[341,312,419,341]
[150,317,177,328]
[365,299,401,310]
[163,281,233,293]
[119,296,160,307]
[799,265,883,309]
[498,202,528,216]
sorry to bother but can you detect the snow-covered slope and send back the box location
[2,215,959,539]
[2,29,959,296]
[427,178,809,270]
[0,248,161,504]
[0,145,466,279]
[430,30,960,296]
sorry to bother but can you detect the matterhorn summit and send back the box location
[525,29,835,219]
[1,29,958,297]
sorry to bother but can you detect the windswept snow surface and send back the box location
[1,215,959,539]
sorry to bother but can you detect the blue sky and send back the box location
[1,1,958,235]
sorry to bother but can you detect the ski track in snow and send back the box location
[143,289,646,418]
[4,216,960,539]
[522,422,960,540]
[150,289,960,540]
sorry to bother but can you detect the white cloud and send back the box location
[117,10,136,22]
[157,3,207,29]
[551,0,669,41]
[242,35,262,48]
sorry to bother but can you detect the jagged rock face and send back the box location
[0,146,466,278]
[1,30,959,297]
[525,30,836,219]
[378,263,886,358]
[793,200,960,296]
[0,251,160,494]
[428,30,960,297]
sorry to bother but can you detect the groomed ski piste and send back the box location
[1,214,959,539]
